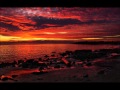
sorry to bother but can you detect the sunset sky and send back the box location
[0,7,120,42]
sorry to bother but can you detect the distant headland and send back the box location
[0,40,120,45]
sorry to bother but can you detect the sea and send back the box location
[0,44,120,62]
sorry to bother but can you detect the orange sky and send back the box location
[0,7,120,42]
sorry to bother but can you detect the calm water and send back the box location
[0,44,120,62]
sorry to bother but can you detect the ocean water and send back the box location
[0,44,120,62]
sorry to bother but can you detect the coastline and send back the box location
[0,48,120,82]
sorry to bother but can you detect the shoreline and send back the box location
[0,48,120,82]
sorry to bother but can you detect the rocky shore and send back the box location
[0,48,120,82]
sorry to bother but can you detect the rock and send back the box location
[72,75,77,78]
[54,64,60,68]
[21,63,29,68]
[1,75,9,81]
[62,58,71,67]
[86,62,92,66]
[37,78,43,80]
[97,70,105,75]
[38,58,42,61]
[39,66,44,71]
[18,60,24,64]
[73,50,92,60]
[32,71,48,75]
[26,59,34,63]
[44,55,49,58]
[83,74,89,78]
[11,75,18,78]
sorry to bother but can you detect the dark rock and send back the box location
[21,63,29,68]
[54,64,60,68]
[11,75,18,78]
[83,74,89,78]
[32,71,48,75]
[73,75,77,78]
[44,55,49,58]
[11,61,17,67]
[38,58,42,61]
[65,51,73,55]
[66,63,72,67]
[39,63,47,68]
[37,78,43,80]
[52,51,56,53]
[62,58,71,67]
[73,50,92,60]
[26,59,34,63]
[59,52,67,57]
[97,70,105,75]
[21,59,40,68]
[86,62,92,66]
[39,66,44,71]
[1,76,9,81]
[18,60,24,64]
[51,54,55,57]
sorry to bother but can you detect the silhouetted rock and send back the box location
[90,52,106,59]
[59,52,67,57]
[38,58,42,61]
[1,77,9,81]
[110,54,120,59]
[11,60,17,67]
[72,75,77,78]
[51,54,55,57]
[0,62,5,68]
[65,51,73,55]
[62,58,71,67]
[32,71,48,75]
[39,66,44,71]
[39,63,47,68]
[20,59,40,68]
[18,60,24,65]
[94,49,114,57]
[26,59,34,63]
[0,62,12,68]
[112,48,120,54]
[0,75,10,81]
[86,62,92,66]
[97,70,105,75]
[11,75,18,78]
[44,55,49,58]
[73,50,92,60]
[83,74,89,78]
[21,63,29,68]
[37,78,43,80]
[54,64,60,68]
[52,51,56,53]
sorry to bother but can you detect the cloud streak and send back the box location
[0,7,120,42]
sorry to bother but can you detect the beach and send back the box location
[0,48,120,83]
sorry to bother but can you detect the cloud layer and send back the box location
[0,7,120,41]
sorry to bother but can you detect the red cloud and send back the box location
[0,15,36,30]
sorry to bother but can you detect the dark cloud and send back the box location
[31,16,120,30]
[0,7,120,41]
[0,33,13,36]
[31,34,47,36]
[31,16,81,29]
[0,22,20,31]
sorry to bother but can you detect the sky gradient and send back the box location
[0,7,120,42]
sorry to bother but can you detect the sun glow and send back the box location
[0,35,21,41]
[82,38,103,40]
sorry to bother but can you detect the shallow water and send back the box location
[0,44,119,62]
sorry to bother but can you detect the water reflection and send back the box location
[0,44,119,62]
